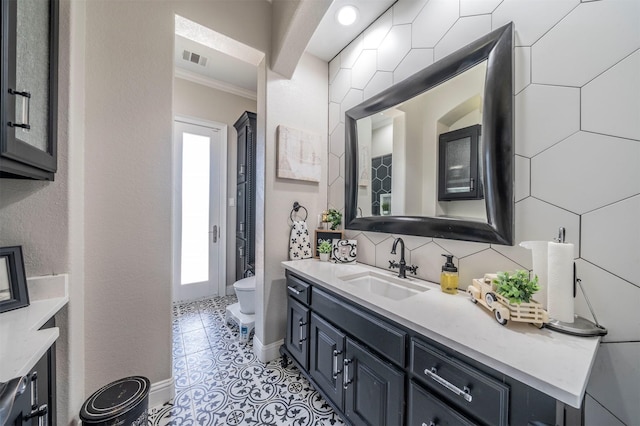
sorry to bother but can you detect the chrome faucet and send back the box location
[390,237,407,278]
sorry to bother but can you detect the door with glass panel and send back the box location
[173,118,226,302]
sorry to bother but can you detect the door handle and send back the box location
[8,89,31,130]
[211,225,218,243]
[332,350,342,379]
[343,358,353,389]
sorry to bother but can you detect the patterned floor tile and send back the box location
[149,295,345,425]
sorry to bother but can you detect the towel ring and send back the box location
[290,201,308,222]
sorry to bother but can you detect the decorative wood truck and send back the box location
[467,274,549,328]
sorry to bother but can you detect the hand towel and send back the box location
[289,220,312,260]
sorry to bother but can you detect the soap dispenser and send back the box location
[440,254,459,294]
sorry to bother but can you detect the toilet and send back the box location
[225,276,256,342]
[233,275,256,314]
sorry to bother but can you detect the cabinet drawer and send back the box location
[313,287,405,366]
[286,273,311,306]
[409,381,476,426]
[411,339,509,426]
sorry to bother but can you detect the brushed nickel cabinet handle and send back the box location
[424,367,473,403]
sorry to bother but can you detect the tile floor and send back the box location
[148,295,346,425]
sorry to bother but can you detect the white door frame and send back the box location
[172,115,227,302]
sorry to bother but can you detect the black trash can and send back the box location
[79,376,150,426]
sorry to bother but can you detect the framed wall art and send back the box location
[0,246,30,313]
[276,125,322,183]
[313,230,343,258]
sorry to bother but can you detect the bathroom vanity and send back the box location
[0,275,68,425]
[281,260,600,426]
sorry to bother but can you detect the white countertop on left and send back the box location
[0,274,68,382]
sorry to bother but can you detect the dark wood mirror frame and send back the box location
[345,23,514,245]
[0,246,30,313]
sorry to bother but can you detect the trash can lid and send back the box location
[79,376,150,423]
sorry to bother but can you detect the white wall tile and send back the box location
[339,154,345,178]
[340,34,363,69]
[330,122,345,156]
[363,9,393,49]
[460,0,503,16]
[392,0,427,25]
[355,233,376,265]
[411,242,452,283]
[493,197,580,269]
[328,153,340,185]
[412,0,459,48]
[363,231,392,245]
[531,132,640,214]
[493,0,579,46]
[394,49,434,84]
[329,102,340,131]
[458,249,525,290]
[514,155,530,202]
[329,56,340,83]
[584,395,625,426]
[587,342,640,425]
[364,71,394,99]
[574,259,640,342]
[582,195,640,285]
[340,89,364,119]
[515,84,580,158]
[582,50,640,141]
[531,0,640,86]
[351,50,378,90]
[328,176,344,209]
[330,68,351,103]
[514,46,531,94]
[390,234,430,251]
[433,238,489,259]
[377,25,412,72]
[435,15,492,61]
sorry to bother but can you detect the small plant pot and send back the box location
[319,253,330,262]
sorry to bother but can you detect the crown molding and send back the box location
[174,67,257,101]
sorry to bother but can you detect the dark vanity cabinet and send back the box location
[438,124,483,201]
[5,318,56,425]
[0,0,59,180]
[234,111,256,279]
[281,271,557,426]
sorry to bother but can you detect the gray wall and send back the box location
[327,1,639,424]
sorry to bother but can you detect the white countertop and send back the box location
[282,259,600,408]
[0,274,69,382]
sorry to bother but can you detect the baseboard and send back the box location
[253,336,284,363]
[149,376,175,408]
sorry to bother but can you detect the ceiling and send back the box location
[173,0,396,99]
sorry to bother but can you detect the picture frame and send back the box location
[332,239,357,264]
[313,230,343,258]
[0,246,30,313]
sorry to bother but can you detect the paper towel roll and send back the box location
[547,242,574,323]
[519,241,548,309]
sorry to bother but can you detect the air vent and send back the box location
[181,50,207,67]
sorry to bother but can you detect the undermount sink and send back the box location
[338,271,429,300]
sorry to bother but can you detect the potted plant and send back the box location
[318,241,332,262]
[381,202,390,215]
[492,270,540,304]
[327,209,342,230]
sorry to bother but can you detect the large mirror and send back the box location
[345,23,513,245]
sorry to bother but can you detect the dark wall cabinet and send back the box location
[0,0,59,180]
[438,124,482,201]
[234,111,256,279]
[282,271,559,426]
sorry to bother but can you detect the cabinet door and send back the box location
[236,183,246,239]
[309,313,345,407]
[0,0,58,180]
[285,297,310,370]
[343,339,404,426]
[236,124,247,184]
[235,237,246,280]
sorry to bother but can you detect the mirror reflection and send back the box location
[356,61,487,223]
[0,257,10,302]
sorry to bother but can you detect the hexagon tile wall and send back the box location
[326,1,639,424]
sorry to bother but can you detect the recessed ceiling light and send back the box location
[336,5,358,26]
